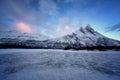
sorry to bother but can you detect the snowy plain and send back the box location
[0,49,120,80]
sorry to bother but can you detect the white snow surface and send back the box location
[0,49,120,80]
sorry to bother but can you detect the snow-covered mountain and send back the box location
[0,25,120,50]
[41,24,120,49]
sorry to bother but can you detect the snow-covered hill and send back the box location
[0,30,49,48]
[0,30,48,41]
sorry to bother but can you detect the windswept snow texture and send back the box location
[0,49,120,80]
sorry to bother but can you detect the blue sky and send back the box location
[0,0,120,40]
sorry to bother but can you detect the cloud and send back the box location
[0,0,60,33]
[39,0,59,16]
[0,0,88,37]
[16,22,32,33]
[59,17,70,24]
[1,0,118,38]
[106,24,120,32]
[55,0,74,3]
[56,25,73,36]
[42,16,80,37]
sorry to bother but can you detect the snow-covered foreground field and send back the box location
[0,49,120,80]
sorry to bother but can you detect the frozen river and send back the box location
[0,49,120,80]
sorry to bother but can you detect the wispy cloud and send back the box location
[106,24,120,32]
[39,0,59,16]
[55,25,73,36]
[0,0,60,33]
[16,22,32,33]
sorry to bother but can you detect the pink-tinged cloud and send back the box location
[56,25,73,36]
[65,25,71,31]
[16,22,32,32]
